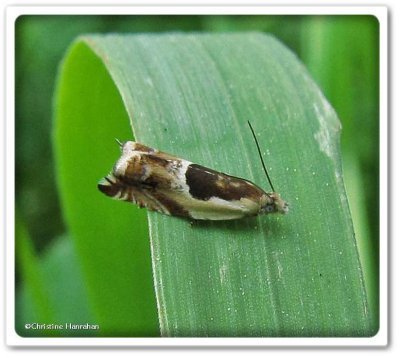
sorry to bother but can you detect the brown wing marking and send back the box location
[148,189,190,218]
[98,175,170,215]
[185,164,265,202]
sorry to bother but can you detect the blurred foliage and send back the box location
[300,16,379,317]
[15,15,379,336]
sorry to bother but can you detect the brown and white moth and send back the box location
[98,122,288,220]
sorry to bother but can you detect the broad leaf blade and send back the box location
[54,42,159,336]
[55,33,375,337]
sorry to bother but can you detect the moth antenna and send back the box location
[247,120,276,193]
[115,138,123,147]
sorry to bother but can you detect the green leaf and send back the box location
[300,16,379,328]
[54,32,375,336]
[15,212,56,335]
[54,41,159,336]
[16,235,96,337]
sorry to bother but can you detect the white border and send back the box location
[5,5,388,347]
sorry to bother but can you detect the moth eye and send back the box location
[266,204,275,212]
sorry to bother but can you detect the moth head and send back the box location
[98,175,120,198]
[117,140,136,155]
[112,141,139,178]
[263,192,289,214]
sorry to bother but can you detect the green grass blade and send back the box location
[54,42,159,336]
[301,16,379,331]
[15,212,56,335]
[16,235,96,337]
[55,32,375,337]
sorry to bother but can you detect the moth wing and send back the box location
[123,187,170,214]
[188,197,260,220]
[151,150,182,162]
[154,188,260,220]
[130,142,181,160]
[98,175,170,215]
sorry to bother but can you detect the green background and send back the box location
[15,15,379,337]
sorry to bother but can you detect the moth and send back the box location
[98,121,288,220]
